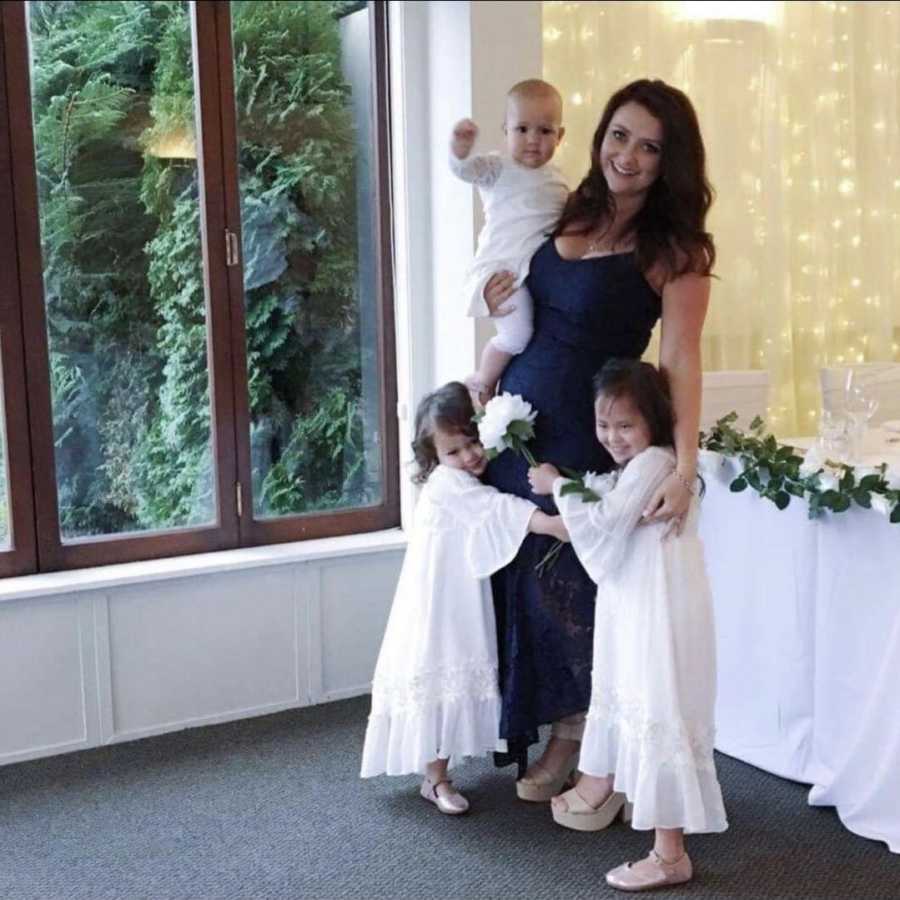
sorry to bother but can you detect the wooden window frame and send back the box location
[0,0,398,575]
[215,1,399,547]
[0,22,37,578]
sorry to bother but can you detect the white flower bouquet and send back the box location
[558,469,618,503]
[476,392,539,466]
[537,470,617,578]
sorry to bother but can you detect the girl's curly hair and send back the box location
[411,382,478,484]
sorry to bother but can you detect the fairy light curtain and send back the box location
[543,1,900,435]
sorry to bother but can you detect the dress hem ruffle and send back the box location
[361,695,503,778]
[578,714,728,835]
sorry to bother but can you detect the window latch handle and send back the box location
[225,229,240,267]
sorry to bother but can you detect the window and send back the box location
[0,0,397,576]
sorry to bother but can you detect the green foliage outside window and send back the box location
[29,0,375,536]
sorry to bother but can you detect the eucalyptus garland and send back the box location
[699,412,900,524]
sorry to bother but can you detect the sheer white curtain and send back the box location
[544,1,900,435]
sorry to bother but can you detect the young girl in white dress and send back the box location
[449,79,569,407]
[361,382,568,814]
[528,359,727,892]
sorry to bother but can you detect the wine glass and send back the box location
[817,408,850,461]
[845,385,879,462]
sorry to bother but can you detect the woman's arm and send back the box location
[642,271,710,534]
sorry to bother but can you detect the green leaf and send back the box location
[773,491,790,510]
[858,474,881,490]
[839,469,855,492]
[853,490,872,509]
[891,504,900,524]
[730,477,748,493]
[507,419,534,438]
[786,481,806,498]
[559,482,583,497]
[832,494,852,513]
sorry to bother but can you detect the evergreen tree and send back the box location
[29,0,372,535]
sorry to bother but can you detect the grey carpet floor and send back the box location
[1,696,898,900]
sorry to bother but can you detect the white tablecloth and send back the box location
[698,449,900,853]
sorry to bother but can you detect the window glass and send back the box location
[229,1,386,518]
[28,0,216,538]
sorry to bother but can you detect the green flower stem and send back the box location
[535,539,564,578]
[520,445,538,468]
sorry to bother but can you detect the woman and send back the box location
[485,79,713,803]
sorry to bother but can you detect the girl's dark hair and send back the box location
[592,359,675,448]
[555,79,715,279]
[411,381,478,483]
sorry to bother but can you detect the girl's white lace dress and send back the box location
[360,465,537,777]
[554,446,728,834]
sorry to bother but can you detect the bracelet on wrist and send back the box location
[672,470,697,495]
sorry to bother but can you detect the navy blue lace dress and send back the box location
[487,237,661,769]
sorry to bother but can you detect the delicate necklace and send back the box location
[583,222,632,256]
[585,232,609,255]
[584,229,628,257]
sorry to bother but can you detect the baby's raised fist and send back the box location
[451,118,479,158]
[452,118,478,141]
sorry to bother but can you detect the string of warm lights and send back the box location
[543,0,900,436]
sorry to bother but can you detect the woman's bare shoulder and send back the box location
[646,244,711,296]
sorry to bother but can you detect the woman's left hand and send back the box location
[641,472,692,537]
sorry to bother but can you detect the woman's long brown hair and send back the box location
[554,79,716,279]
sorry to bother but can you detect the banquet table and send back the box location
[698,428,900,853]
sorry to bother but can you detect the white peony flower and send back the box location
[871,494,894,517]
[582,470,618,495]
[484,392,537,426]
[477,416,509,453]
[816,468,841,492]
[478,392,537,454]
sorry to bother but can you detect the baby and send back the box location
[450,79,569,407]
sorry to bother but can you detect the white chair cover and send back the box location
[700,369,770,432]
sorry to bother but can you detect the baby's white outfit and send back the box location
[450,152,568,354]
[554,446,728,834]
[360,465,537,777]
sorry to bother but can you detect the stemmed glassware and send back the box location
[817,408,850,461]
[843,369,879,462]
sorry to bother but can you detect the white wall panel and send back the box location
[106,567,300,738]
[1,546,403,766]
[0,596,91,760]
[318,552,401,701]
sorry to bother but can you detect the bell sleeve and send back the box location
[429,468,536,579]
[553,447,675,584]
[448,151,504,188]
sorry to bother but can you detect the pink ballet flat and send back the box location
[605,850,693,892]
[420,777,469,815]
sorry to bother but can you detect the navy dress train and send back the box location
[486,236,661,769]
